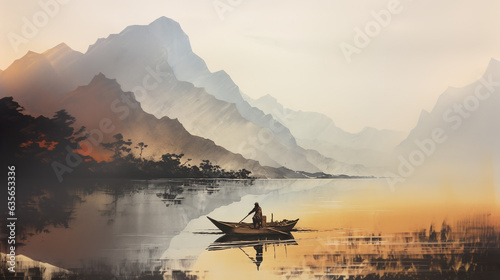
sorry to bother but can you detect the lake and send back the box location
[3,178,500,279]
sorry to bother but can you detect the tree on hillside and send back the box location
[135,142,148,160]
[160,153,185,176]
[45,109,87,160]
[237,169,252,179]
[200,159,225,177]
[102,133,133,160]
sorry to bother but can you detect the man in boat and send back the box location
[248,202,263,229]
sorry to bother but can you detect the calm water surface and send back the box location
[2,179,499,279]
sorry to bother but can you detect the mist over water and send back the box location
[1,178,499,279]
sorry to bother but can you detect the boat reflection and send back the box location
[208,234,298,270]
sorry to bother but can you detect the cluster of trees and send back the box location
[97,133,252,179]
[1,97,92,179]
[0,97,252,182]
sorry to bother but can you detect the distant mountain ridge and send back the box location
[244,93,405,168]
[388,58,500,199]
[397,58,500,159]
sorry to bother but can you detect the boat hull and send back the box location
[207,216,298,235]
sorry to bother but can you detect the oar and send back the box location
[239,213,251,223]
[238,247,256,263]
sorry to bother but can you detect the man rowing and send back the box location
[248,202,263,229]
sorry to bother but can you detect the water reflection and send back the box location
[1,179,499,280]
[288,217,500,279]
[208,234,298,271]
[1,178,281,279]
[185,179,223,195]
[157,185,185,206]
[154,180,225,207]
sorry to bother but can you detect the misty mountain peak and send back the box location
[13,50,45,65]
[43,42,83,69]
[73,72,125,98]
[150,16,181,28]
[90,72,118,86]
[43,43,73,55]
[258,94,279,104]
[85,16,191,59]
[485,57,500,75]
[95,72,107,79]
[6,50,51,74]
[148,16,188,39]
[147,16,192,53]
[358,126,378,134]
[418,108,431,120]
[63,72,139,111]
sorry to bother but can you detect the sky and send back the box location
[1,0,500,133]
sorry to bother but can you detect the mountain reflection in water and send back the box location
[1,179,499,279]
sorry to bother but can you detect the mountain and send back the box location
[146,17,296,148]
[245,93,405,168]
[76,37,319,171]
[0,17,366,175]
[50,17,363,174]
[389,59,500,199]
[49,73,298,178]
[0,40,318,173]
[0,53,296,177]
[0,44,84,116]
[72,17,344,173]
[0,51,66,116]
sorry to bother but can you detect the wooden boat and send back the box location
[207,216,299,235]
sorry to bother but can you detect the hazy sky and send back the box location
[1,0,500,133]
